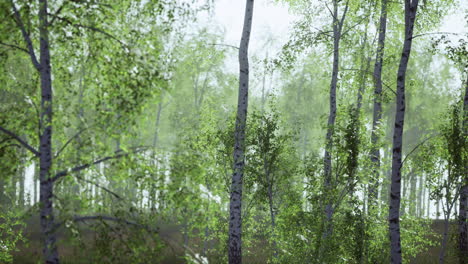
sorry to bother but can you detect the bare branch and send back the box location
[401,133,440,167]
[338,0,350,32]
[208,43,239,50]
[10,1,40,71]
[74,175,122,200]
[0,126,40,157]
[51,152,129,182]
[55,215,159,233]
[324,2,336,20]
[0,42,29,54]
[411,31,466,40]
[48,3,67,27]
[342,68,397,95]
[54,126,92,158]
[52,146,149,182]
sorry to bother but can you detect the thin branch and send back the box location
[0,143,21,151]
[411,31,466,40]
[74,175,122,200]
[51,152,129,182]
[0,42,29,54]
[324,1,336,20]
[208,43,239,50]
[338,0,350,32]
[52,146,149,182]
[0,126,39,157]
[10,0,40,71]
[341,17,368,37]
[54,126,92,158]
[56,215,159,233]
[342,68,397,95]
[48,3,67,27]
[50,14,126,48]
[401,134,440,167]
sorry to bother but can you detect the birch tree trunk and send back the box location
[228,1,254,263]
[459,74,468,264]
[369,0,388,209]
[322,0,348,245]
[389,1,419,263]
[264,158,278,259]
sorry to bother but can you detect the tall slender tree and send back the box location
[459,74,468,264]
[369,0,388,208]
[228,0,254,263]
[389,0,419,263]
[321,0,349,250]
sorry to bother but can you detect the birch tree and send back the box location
[389,0,419,263]
[228,0,254,263]
[369,0,388,208]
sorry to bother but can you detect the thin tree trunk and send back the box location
[418,173,424,217]
[389,1,419,263]
[0,177,4,205]
[228,1,254,263]
[264,158,278,259]
[439,215,450,264]
[458,74,468,264]
[369,0,388,210]
[153,99,163,149]
[322,0,348,247]
[19,158,25,208]
[409,172,417,216]
[34,162,38,205]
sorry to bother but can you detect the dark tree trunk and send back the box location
[459,75,468,264]
[0,178,4,205]
[389,1,419,263]
[369,0,388,210]
[37,0,59,262]
[228,1,254,263]
[322,0,348,247]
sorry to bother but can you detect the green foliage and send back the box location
[0,207,26,263]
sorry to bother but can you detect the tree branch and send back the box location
[0,42,29,54]
[342,68,397,95]
[338,0,350,32]
[0,126,40,157]
[74,174,122,200]
[208,43,239,50]
[55,215,159,233]
[52,147,149,182]
[47,3,67,27]
[10,0,40,71]
[411,31,466,40]
[54,126,92,158]
[51,152,129,182]
[50,14,126,48]
[401,134,439,167]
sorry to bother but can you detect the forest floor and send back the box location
[12,217,461,263]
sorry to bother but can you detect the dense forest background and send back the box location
[0,0,467,263]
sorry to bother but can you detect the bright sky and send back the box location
[213,0,296,54]
[207,0,467,81]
